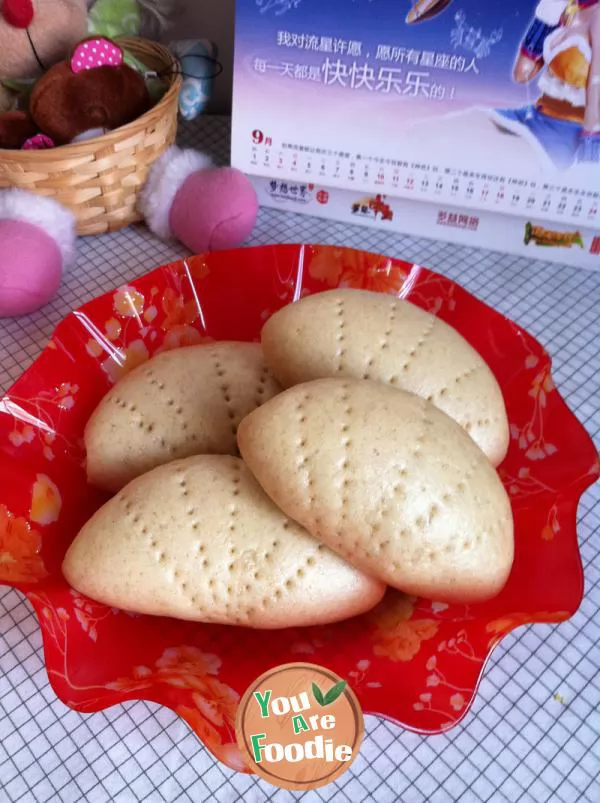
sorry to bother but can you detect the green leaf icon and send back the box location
[313,679,348,706]
[312,682,325,706]
[324,680,347,706]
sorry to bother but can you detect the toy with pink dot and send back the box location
[0,0,258,318]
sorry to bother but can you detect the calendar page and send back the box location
[232,0,600,229]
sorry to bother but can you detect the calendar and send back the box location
[232,0,600,268]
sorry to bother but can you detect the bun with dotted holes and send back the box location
[62,455,385,627]
[261,289,509,466]
[84,343,281,493]
[238,378,514,603]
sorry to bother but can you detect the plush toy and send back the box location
[88,0,219,119]
[172,39,221,121]
[0,4,258,317]
[1,37,153,148]
[0,0,89,114]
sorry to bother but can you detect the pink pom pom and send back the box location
[0,220,63,317]
[169,168,258,253]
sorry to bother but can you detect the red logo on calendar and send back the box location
[437,210,479,231]
[316,190,329,205]
[351,195,394,221]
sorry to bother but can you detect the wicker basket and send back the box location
[0,38,182,236]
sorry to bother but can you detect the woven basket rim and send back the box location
[1,37,181,159]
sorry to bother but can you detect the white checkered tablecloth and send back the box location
[1,117,599,803]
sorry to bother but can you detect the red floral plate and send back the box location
[1,245,597,772]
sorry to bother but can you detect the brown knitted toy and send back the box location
[0,36,151,149]
[29,37,151,146]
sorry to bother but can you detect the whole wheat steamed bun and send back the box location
[261,289,509,466]
[85,342,281,493]
[238,378,514,603]
[63,455,385,628]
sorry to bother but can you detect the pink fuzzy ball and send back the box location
[169,167,258,253]
[0,220,63,317]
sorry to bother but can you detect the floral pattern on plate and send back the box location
[0,244,597,771]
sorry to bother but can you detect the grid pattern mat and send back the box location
[1,117,599,803]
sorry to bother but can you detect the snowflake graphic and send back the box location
[450,11,502,59]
